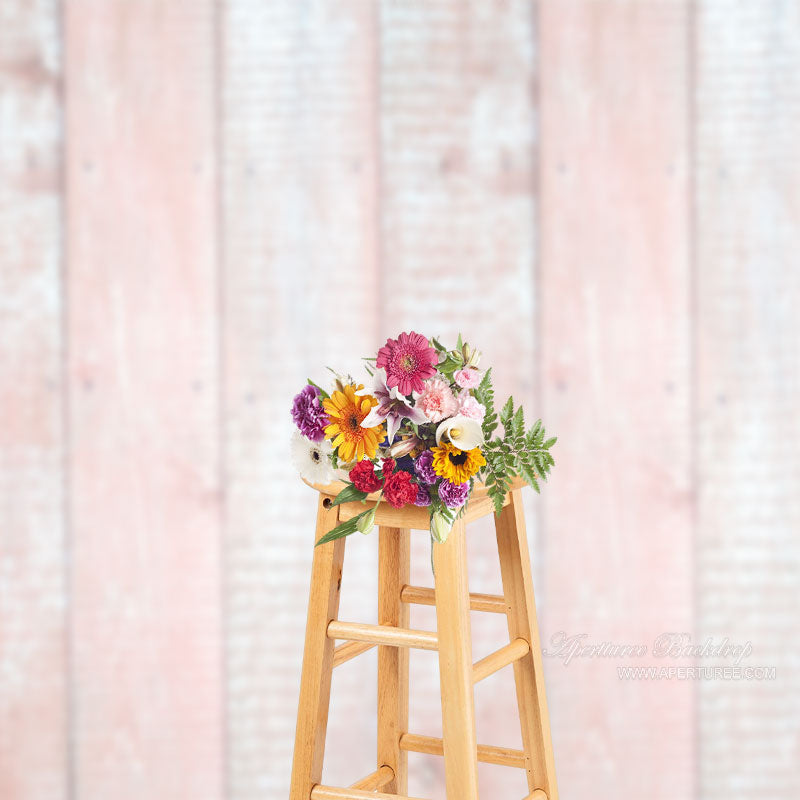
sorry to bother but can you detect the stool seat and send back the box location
[288,480,559,800]
[302,476,528,531]
[303,475,527,503]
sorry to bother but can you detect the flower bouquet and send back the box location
[290,331,556,546]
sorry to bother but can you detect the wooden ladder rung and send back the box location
[400,584,507,614]
[472,637,530,683]
[332,640,376,668]
[311,785,429,800]
[524,791,548,800]
[349,765,394,790]
[327,620,438,651]
[398,732,526,769]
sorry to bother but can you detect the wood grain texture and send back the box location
[495,491,557,798]
[311,786,427,800]
[377,527,410,794]
[0,2,67,798]
[471,638,530,684]
[219,2,381,795]
[349,765,394,791]
[539,2,693,798]
[694,2,800,797]
[399,733,526,769]
[432,519,479,800]
[332,640,376,669]
[327,621,438,652]
[289,498,345,800]
[63,2,223,798]
[400,585,507,614]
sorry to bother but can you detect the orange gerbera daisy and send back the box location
[323,384,384,462]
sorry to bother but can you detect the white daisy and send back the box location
[291,430,335,484]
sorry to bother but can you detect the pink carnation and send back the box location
[454,368,481,389]
[457,394,486,423]
[416,377,458,422]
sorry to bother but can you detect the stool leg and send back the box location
[377,526,410,793]
[289,495,346,800]
[433,519,480,800]
[495,490,559,800]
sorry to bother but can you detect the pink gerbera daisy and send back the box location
[376,331,438,395]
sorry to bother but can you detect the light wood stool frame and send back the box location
[288,477,558,800]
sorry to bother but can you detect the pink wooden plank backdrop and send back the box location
[1,2,799,799]
[695,2,800,797]
[539,2,694,798]
[220,2,381,795]
[0,2,67,798]
[64,2,223,798]
[379,2,539,796]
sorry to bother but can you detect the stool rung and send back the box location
[472,637,530,683]
[349,765,394,790]
[400,584,507,614]
[525,791,548,800]
[311,785,429,800]
[332,640,376,668]
[327,620,438,651]
[399,732,526,768]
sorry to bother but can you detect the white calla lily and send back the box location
[435,415,484,451]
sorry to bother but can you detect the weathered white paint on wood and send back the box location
[539,2,694,798]
[0,2,67,798]
[64,2,223,798]
[220,2,381,796]
[695,2,800,798]
[1,2,798,799]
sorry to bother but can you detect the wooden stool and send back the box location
[289,477,558,800]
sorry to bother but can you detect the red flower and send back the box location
[349,459,383,493]
[383,470,418,509]
[380,457,396,478]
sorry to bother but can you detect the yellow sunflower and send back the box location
[431,442,486,484]
[323,384,384,462]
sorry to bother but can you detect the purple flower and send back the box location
[414,450,437,485]
[413,484,431,507]
[438,479,470,509]
[291,384,329,442]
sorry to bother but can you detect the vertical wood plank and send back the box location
[379,4,539,792]
[695,2,800,797]
[0,2,67,798]
[539,2,693,798]
[433,519,479,800]
[377,526,410,794]
[379,0,538,385]
[64,2,223,798]
[495,491,557,799]
[219,2,381,796]
[289,497,345,800]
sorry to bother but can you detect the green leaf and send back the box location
[330,483,369,506]
[315,508,373,546]
[500,396,514,425]
[306,378,329,399]
[543,436,558,449]
[512,406,525,440]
